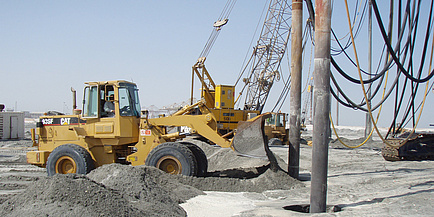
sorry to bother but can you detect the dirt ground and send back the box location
[0,125,433,216]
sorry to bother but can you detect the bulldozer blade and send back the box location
[231,113,272,158]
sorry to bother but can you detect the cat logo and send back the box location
[61,118,71,125]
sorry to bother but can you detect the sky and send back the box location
[0,0,433,129]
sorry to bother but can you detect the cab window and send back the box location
[118,83,141,117]
[101,85,115,118]
[82,86,98,117]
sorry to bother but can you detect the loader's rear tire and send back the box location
[268,138,283,146]
[145,142,197,176]
[46,144,95,176]
[181,142,208,177]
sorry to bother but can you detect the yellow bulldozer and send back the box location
[27,80,271,176]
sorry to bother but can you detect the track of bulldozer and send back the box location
[382,133,434,161]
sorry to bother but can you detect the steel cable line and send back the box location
[307,0,432,130]
[401,82,434,128]
[331,0,423,114]
[393,0,434,132]
[384,0,433,135]
[396,0,421,130]
[372,0,434,83]
[302,22,314,94]
[390,0,404,135]
[387,16,434,147]
[272,51,291,112]
[388,0,412,135]
[343,0,433,148]
[234,0,269,88]
[198,0,237,59]
[329,0,388,149]
[331,0,419,85]
[331,29,371,75]
[271,20,313,112]
[331,1,402,111]
[330,66,402,112]
[331,0,368,55]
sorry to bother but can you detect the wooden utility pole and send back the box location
[310,0,331,213]
[288,0,303,179]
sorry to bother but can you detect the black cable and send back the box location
[372,0,434,83]
[331,0,368,56]
[387,0,433,134]
[397,0,433,131]
[331,2,414,86]
[330,68,402,112]
[389,0,412,136]
[387,0,434,135]
[400,82,434,128]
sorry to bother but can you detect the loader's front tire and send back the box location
[46,144,95,176]
[145,142,197,176]
[181,142,208,177]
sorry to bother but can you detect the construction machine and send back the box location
[26,80,271,176]
[382,132,434,161]
[191,60,288,146]
[189,0,292,145]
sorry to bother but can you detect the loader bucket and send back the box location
[231,112,272,158]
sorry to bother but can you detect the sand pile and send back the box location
[173,167,303,193]
[183,138,288,171]
[0,139,303,216]
[87,164,204,205]
[0,174,151,217]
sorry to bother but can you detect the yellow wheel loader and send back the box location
[27,80,271,176]
[264,112,288,146]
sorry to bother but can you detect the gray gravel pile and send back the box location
[87,163,203,208]
[183,138,289,171]
[0,139,304,216]
[173,167,304,193]
[0,174,152,217]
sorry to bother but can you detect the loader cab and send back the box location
[82,81,141,119]
[265,113,286,128]
[81,80,141,140]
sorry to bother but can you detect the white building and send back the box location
[0,112,25,140]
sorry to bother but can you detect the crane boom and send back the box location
[242,0,292,112]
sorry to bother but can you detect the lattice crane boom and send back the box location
[242,0,292,112]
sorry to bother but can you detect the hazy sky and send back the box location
[1,1,433,128]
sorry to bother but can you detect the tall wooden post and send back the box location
[310,0,331,213]
[288,0,303,179]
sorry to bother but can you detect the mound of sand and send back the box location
[0,174,151,217]
[183,138,288,171]
[87,163,204,204]
[174,167,304,193]
[0,139,304,216]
